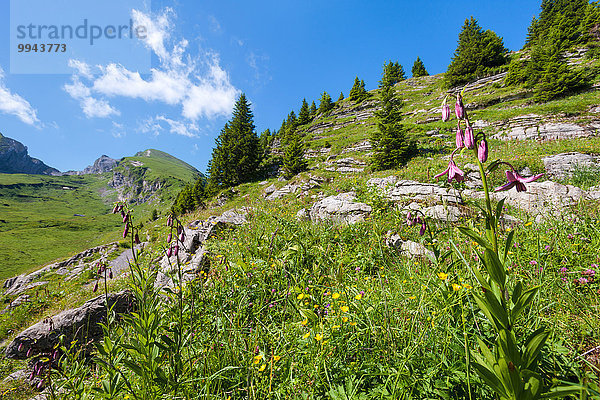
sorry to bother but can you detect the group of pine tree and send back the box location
[173,0,600,215]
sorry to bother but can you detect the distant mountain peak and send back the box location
[0,133,59,175]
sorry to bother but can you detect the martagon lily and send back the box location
[434,149,465,183]
[495,170,544,192]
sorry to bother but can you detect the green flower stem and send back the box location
[476,158,498,253]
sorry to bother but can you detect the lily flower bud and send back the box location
[406,212,414,226]
[442,104,451,122]
[123,214,128,223]
[464,126,474,149]
[108,269,113,279]
[167,246,172,257]
[419,222,427,236]
[123,223,129,238]
[478,139,488,163]
[455,93,465,120]
[167,216,173,227]
[174,244,179,256]
[112,205,118,214]
[456,126,464,148]
[179,232,185,242]
[167,233,172,243]
[134,233,141,244]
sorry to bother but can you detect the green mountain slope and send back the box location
[0,149,201,279]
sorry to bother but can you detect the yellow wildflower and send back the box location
[273,355,281,362]
[342,316,349,322]
[302,332,310,339]
[315,333,323,341]
[408,296,416,300]
[297,293,305,300]
[332,292,340,299]
[301,319,308,326]
[253,355,262,364]
[452,283,462,291]
[349,321,357,326]
[258,364,266,372]
[340,305,349,313]
[355,294,363,300]
[437,272,448,280]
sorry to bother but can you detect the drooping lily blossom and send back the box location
[455,125,464,148]
[494,170,544,192]
[434,149,465,183]
[464,126,474,149]
[478,139,488,163]
[442,103,451,122]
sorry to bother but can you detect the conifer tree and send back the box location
[298,99,310,125]
[411,57,429,78]
[317,92,334,115]
[172,177,206,215]
[371,72,414,171]
[206,93,260,193]
[337,92,344,102]
[445,17,508,88]
[380,61,406,87]
[309,101,317,118]
[349,77,369,102]
[282,130,308,179]
[506,0,595,101]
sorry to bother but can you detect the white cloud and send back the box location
[64,8,239,125]
[140,115,199,138]
[64,74,120,118]
[0,67,40,126]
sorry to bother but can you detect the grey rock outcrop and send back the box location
[368,178,463,204]
[82,155,118,174]
[5,290,133,359]
[158,209,250,287]
[542,152,600,179]
[0,133,58,175]
[325,157,366,173]
[492,115,598,141]
[385,234,434,259]
[464,181,590,216]
[308,192,371,224]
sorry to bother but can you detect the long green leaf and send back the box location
[523,327,549,369]
[471,356,507,398]
[511,286,539,322]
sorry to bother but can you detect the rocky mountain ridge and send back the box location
[0,133,59,175]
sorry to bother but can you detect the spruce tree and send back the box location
[411,57,429,77]
[282,130,308,179]
[309,101,317,118]
[349,77,369,102]
[506,0,595,101]
[371,73,414,171]
[318,92,334,115]
[445,17,508,88]
[337,92,344,102]
[206,94,260,193]
[380,61,406,86]
[298,99,310,125]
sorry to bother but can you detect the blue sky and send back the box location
[0,0,543,173]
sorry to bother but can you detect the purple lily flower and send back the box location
[455,125,464,148]
[406,212,415,226]
[478,139,488,163]
[434,150,465,183]
[494,170,544,192]
[455,93,465,120]
[442,104,451,122]
[464,126,474,149]
[419,221,427,236]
